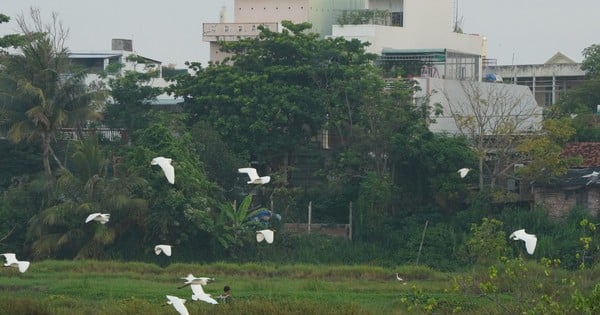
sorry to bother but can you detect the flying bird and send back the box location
[190,284,219,304]
[85,213,110,224]
[179,274,215,287]
[457,168,471,178]
[582,171,600,185]
[509,229,537,255]
[238,167,270,184]
[0,253,30,273]
[256,229,274,244]
[166,295,189,315]
[155,245,172,257]
[151,157,175,184]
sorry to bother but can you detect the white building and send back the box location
[69,39,180,107]
[204,0,541,135]
[415,77,543,135]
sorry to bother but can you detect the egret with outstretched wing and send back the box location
[85,213,110,224]
[256,229,274,244]
[151,157,175,184]
[238,167,270,184]
[509,229,537,255]
[0,253,30,273]
[155,245,172,256]
[166,295,189,315]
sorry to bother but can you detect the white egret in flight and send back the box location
[0,253,30,273]
[154,245,172,256]
[190,284,218,304]
[151,157,175,184]
[509,229,537,255]
[256,229,274,244]
[85,213,110,224]
[582,171,600,185]
[179,274,215,287]
[238,167,270,184]
[457,168,471,178]
[166,295,189,315]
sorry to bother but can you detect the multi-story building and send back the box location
[69,38,180,107]
[484,52,586,106]
[204,0,486,81]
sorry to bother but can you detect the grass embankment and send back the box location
[0,259,594,314]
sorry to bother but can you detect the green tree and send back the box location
[517,118,581,183]
[0,9,102,175]
[26,137,148,259]
[169,21,376,182]
[581,44,600,79]
[444,81,542,191]
[101,55,163,134]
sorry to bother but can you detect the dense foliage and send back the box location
[0,13,599,282]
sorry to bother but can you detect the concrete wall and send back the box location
[533,187,600,219]
[234,0,310,23]
[331,24,484,56]
[415,78,543,134]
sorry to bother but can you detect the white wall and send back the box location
[332,24,484,56]
[415,78,543,134]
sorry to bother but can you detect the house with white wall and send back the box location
[69,39,180,107]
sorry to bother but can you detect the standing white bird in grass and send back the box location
[256,229,274,244]
[151,157,175,184]
[457,168,471,178]
[166,295,189,315]
[85,213,110,224]
[238,167,270,184]
[179,274,215,287]
[155,245,172,256]
[582,171,600,185]
[190,284,219,304]
[509,229,537,255]
[0,253,30,273]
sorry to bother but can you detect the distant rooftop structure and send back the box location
[68,39,181,107]
[484,52,585,106]
[545,52,577,65]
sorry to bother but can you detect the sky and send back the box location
[1,0,599,68]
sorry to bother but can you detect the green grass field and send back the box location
[0,259,593,314]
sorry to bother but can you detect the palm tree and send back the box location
[0,8,102,175]
[26,137,148,259]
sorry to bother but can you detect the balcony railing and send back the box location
[203,22,279,42]
[57,128,128,143]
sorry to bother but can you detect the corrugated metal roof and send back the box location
[69,53,122,59]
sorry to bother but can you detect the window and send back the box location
[391,12,403,26]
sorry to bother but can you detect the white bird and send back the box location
[256,229,274,244]
[155,245,172,256]
[151,156,175,184]
[166,295,189,315]
[396,273,404,281]
[582,171,600,185]
[238,167,270,184]
[509,229,537,255]
[85,213,110,224]
[0,253,30,273]
[458,168,471,178]
[190,284,219,304]
[179,274,215,287]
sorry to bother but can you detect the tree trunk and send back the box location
[42,133,52,175]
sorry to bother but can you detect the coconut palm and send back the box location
[26,137,147,259]
[0,9,102,175]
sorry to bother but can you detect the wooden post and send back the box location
[348,202,353,241]
[416,220,429,265]
[308,201,312,234]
